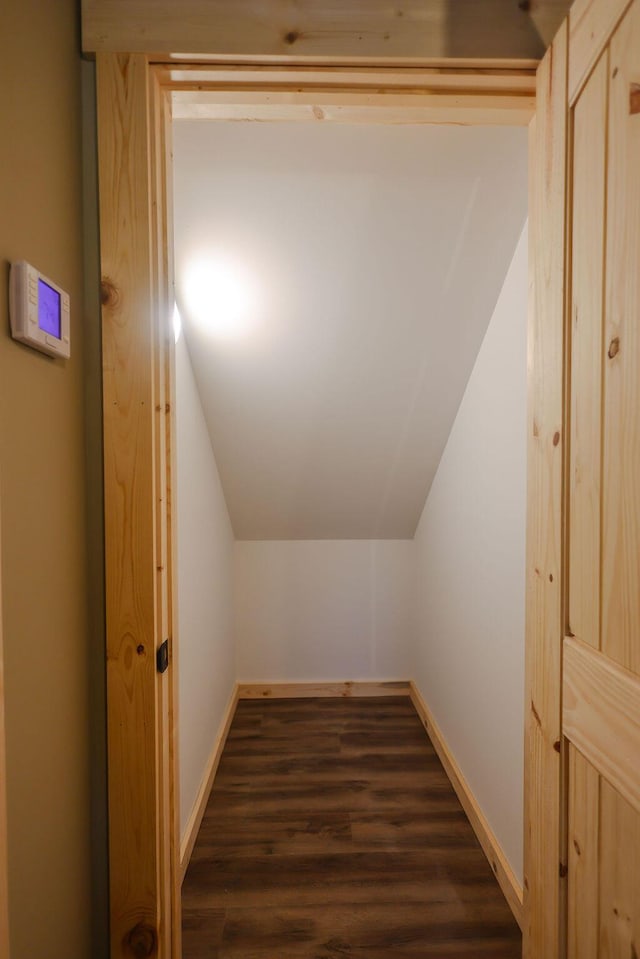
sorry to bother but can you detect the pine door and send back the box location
[565,1,640,955]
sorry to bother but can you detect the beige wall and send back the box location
[0,2,94,956]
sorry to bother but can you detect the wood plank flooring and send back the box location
[182,696,522,958]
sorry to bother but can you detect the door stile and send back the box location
[523,19,570,959]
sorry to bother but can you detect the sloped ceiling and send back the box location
[173,122,527,540]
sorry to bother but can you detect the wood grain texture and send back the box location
[409,683,523,928]
[563,637,640,816]
[180,686,239,882]
[0,511,10,957]
[599,779,640,957]
[171,90,535,125]
[182,697,521,958]
[238,680,411,699]
[569,0,633,103]
[149,67,181,958]
[568,51,608,650]
[81,0,567,59]
[164,63,538,91]
[166,61,536,125]
[602,0,640,676]
[567,745,599,959]
[523,22,569,959]
[97,52,175,958]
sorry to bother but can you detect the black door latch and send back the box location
[157,639,169,674]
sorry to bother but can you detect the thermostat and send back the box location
[9,261,70,359]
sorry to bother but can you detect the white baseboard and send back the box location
[237,680,410,699]
[179,684,239,882]
[409,681,524,929]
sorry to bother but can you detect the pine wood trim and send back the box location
[409,682,523,930]
[568,0,634,104]
[165,61,536,125]
[97,52,177,959]
[238,681,411,699]
[566,745,599,959]
[149,65,182,959]
[171,91,535,125]
[164,63,538,90]
[164,60,535,125]
[81,0,562,60]
[0,509,10,957]
[180,685,239,882]
[93,32,564,959]
[523,21,569,959]
[563,637,640,816]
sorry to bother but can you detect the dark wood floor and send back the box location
[182,696,522,958]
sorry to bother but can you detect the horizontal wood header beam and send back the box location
[164,62,536,125]
[171,91,535,125]
[82,0,569,61]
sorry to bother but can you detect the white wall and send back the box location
[176,333,236,838]
[235,540,414,682]
[177,221,528,887]
[412,224,528,883]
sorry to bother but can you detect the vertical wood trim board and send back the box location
[523,20,569,959]
[97,52,175,959]
[180,685,240,882]
[409,683,523,929]
[149,67,181,959]
[0,509,10,957]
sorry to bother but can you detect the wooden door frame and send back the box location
[96,53,541,959]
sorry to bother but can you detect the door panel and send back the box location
[599,781,640,957]
[602,0,640,673]
[567,745,599,959]
[565,2,640,958]
[568,50,608,652]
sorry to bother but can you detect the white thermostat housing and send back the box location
[9,260,70,359]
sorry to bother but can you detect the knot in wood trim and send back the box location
[123,922,158,958]
[100,277,120,309]
[608,336,620,359]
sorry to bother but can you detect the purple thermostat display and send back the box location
[38,278,61,339]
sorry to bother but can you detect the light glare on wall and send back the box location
[184,255,258,340]
[173,303,182,343]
